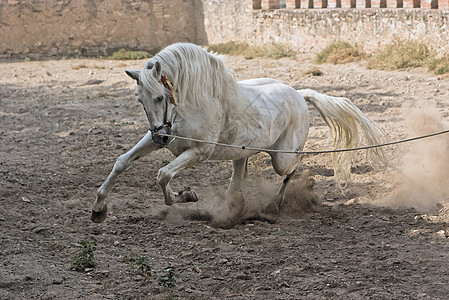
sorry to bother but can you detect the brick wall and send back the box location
[273,0,447,7]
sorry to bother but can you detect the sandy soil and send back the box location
[1,54,449,299]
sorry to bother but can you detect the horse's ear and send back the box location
[125,69,141,82]
[153,61,161,78]
[145,62,154,69]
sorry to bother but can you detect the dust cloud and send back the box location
[159,170,321,227]
[281,170,321,215]
[380,103,449,212]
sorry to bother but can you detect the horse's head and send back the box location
[126,61,175,146]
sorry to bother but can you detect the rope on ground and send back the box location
[154,129,449,155]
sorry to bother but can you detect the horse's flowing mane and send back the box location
[140,43,243,116]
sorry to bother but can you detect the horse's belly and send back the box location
[208,146,259,161]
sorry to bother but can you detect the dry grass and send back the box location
[315,41,363,64]
[367,39,449,75]
[367,40,431,70]
[428,55,449,75]
[71,63,105,70]
[108,49,153,60]
[304,67,324,76]
[207,42,295,59]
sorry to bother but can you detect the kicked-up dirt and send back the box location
[1,53,449,299]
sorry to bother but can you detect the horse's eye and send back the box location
[155,96,164,102]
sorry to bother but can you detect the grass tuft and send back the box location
[367,40,431,70]
[316,41,363,64]
[123,251,152,277]
[208,42,295,60]
[207,42,251,56]
[70,241,97,272]
[108,49,153,60]
[304,67,324,76]
[157,266,176,288]
[428,55,449,75]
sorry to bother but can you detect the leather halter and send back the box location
[155,75,176,132]
[159,75,176,106]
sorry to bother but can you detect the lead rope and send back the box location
[153,129,449,155]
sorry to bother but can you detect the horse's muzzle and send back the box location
[151,125,172,145]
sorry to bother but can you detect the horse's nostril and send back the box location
[163,136,169,143]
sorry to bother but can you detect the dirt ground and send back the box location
[1,53,449,300]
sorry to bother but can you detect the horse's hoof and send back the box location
[257,212,278,224]
[176,190,198,203]
[263,203,280,215]
[91,204,108,223]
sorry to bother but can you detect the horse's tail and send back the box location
[297,89,387,186]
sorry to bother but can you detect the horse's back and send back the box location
[239,78,307,112]
[238,78,281,86]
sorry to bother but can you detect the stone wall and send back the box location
[0,0,207,58]
[1,0,449,58]
[202,0,449,55]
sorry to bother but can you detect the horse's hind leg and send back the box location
[265,169,297,214]
[91,131,160,223]
[226,158,248,197]
[265,152,302,214]
[212,158,247,228]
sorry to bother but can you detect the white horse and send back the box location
[91,43,385,225]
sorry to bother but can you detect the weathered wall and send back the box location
[202,1,449,55]
[0,0,207,58]
[1,0,448,58]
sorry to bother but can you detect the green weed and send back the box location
[123,251,152,277]
[70,241,97,272]
[157,266,176,288]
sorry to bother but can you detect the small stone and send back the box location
[52,278,63,284]
[436,230,446,238]
[417,292,427,298]
[134,275,144,281]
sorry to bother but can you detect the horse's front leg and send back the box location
[157,149,204,205]
[91,131,161,223]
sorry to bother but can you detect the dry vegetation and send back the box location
[107,49,154,60]
[315,40,363,64]
[75,41,449,76]
[367,40,432,71]
[207,41,295,60]
[314,39,449,76]
[206,40,449,76]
